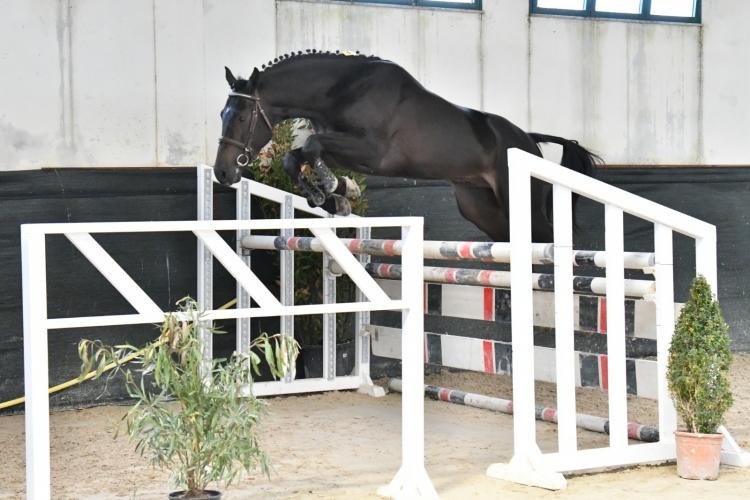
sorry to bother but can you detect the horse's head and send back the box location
[214,67,273,186]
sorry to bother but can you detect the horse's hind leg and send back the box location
[282,148,325,207]
[453,183,510,242]
[530,180,554,243]
[484,167,554,243]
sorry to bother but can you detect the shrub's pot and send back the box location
[674,430,724,480]
[168,491,221,500]
[302,340,355,378]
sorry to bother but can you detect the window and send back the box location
[531,0,700,23]
[350,0,482,11]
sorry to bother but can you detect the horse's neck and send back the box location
[259,60,348,123]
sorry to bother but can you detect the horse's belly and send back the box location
[376,154,489,182]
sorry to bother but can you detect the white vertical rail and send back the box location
[508,155,537,458]
[654,223,677,442]
[197,166,214,365]
[402,222,423,491]
[22,228,51,500]
[605,205,628,449]
[280,194,294,382]
[237,179,252,361]
[695,226,718,293]
[322,232,337,380]
[355,226,372,380]
[380,219,437,498]
[553,185,577,455]
[403,220,437,497]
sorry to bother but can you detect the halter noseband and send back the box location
[218,91,273,167]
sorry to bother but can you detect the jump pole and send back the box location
[241,236,657,298]
[365,263,655,298]
[241,235,655,270]
[386,379,660,443]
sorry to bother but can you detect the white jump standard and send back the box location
[483,149,750,490]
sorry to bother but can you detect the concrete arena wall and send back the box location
[2,0,750,170]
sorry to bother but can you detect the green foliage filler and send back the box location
[247,119,368,346]
[78,297,299,497]
[667,275,733,434]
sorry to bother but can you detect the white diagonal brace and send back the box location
[65,233,163,319]
[310,227,391,303]
[194,230,281,309]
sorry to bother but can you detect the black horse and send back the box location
[214,51,600,242]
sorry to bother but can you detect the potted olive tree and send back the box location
[667,275,733,480]
[247,119,367,378]
[79,297,299,499]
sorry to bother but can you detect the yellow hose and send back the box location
[0,298,237,411]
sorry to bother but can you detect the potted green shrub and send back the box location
[78,297,299,498]
[248,119,367,378]
[667,275,733,480]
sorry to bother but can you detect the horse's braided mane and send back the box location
[259,50,381,72]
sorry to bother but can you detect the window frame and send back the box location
[530,0,701,24]
[350,0,482,11]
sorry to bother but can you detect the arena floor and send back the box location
[2,354,749,499]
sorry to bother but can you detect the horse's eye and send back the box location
[239,115,247,122]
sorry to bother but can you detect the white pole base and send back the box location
[719,425,750,467]
[486,460,567,491]
[357,383,387,397]
[721,451,750,468]
[378,466,440,500]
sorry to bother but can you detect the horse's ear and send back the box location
[249,67,260,87]
[225,66,237,88]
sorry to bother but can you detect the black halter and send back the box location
[218,91,273,166]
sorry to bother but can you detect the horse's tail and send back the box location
[528,133,602,228]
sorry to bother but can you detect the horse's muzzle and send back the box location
[214,165,243,186]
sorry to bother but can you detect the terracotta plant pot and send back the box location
[674,430,724,480]
[168,491,222,500]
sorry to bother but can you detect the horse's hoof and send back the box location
[307,192,325,207]
[341,176,361,198]
[313,159,339,194]
[332,194,351,216]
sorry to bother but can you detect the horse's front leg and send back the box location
[282,148,325,207]
[307,158,361,199]
[301,134,371,216]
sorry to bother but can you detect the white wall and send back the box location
[0,0,275,170]
[527,16,701,165]
[1,0,748,170]
[702,0,750,164]
[276,1,482,110]
[0,1,67,169]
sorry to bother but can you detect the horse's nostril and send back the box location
[220,170,226,180]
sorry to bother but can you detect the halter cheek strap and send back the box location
[218,91,273,167]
